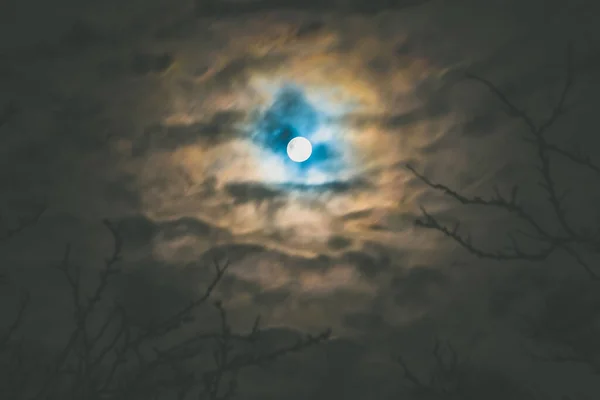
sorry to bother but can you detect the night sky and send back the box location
[1,0,600,399]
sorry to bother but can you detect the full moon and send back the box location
[286,136,313,163]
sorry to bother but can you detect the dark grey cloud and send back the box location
[115,214,232,254]
[253,287,291,306]
[342,310,386,331]
[340,249,388,279]
[521,278,600,367]
[117,214,159,247]
[224,181,286,204]
[58,20,113,53]
[194,0,431,18]
[160,216,224,239]
[327,235,353,250]
[221,177,372,214]
[117,259,206,325]
[54,95,105,129]
[202,54,290,91]
[295,20,326,39]
[346,109,437,130]
[199,243,266,264]
[486,265,552,319]
[340,209,375,221]
[132,111,247,156]
[0,101,18,128]
[392,265,447,307]
[102,175,141,209]
[2,0,600,398]
[276,177,372,194]
[131,52,175,75]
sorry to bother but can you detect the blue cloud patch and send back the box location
[252,85,341,173]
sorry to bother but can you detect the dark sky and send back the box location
[1,0,600,399]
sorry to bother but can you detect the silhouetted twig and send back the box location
[396,337,467,397]
[407,43,600,279]
[8,217,331,400]
[520,282,600,376]
[0,205,46,244]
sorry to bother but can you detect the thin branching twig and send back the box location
[407,43,600,279]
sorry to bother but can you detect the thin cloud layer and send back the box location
[129,14,460,261]
[2,0,600,398]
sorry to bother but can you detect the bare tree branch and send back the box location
[520,281,600,377]
[408,43,600,279]
[0,205,46,243]
[8,216,331,400]
[0,291,30,351]
[396,338,468,397]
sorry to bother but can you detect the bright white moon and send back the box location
[287,136,312,162]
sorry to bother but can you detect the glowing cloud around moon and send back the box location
[249,84,351,186]
[287,136,312,162]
